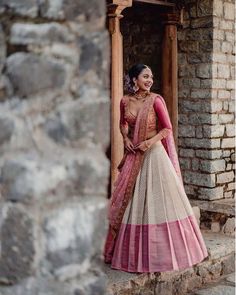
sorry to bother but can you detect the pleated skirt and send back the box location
[111,141,208,273]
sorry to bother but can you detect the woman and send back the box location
[104,64,208,273]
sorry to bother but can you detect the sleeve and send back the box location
[120,98,127,126]
[153,96,172,130]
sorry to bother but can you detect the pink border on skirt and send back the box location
[111,215,208,273]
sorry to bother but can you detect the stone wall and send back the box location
[0,1,110,294]
[178,0,235,201]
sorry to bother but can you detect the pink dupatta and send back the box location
[104,93,183,263]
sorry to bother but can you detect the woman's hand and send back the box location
[134,139,152,152]
[124,137,136,154]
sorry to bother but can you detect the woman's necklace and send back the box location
[133,91,150,102]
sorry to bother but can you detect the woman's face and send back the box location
[133,67,153,92]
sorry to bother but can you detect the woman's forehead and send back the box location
[140,68,152,75]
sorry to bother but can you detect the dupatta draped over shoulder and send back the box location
[104,93,183,263]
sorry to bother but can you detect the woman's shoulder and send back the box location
[121,94,133,105]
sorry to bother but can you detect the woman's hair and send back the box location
[124,63,151,93]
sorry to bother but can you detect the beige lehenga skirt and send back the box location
[111,141,208,273]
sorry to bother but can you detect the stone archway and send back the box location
[107,0,182,186]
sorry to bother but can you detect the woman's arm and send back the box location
[147,96,172,146]
[119,98,129,141]
[120,98,135,153]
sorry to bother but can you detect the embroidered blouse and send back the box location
[120,94,172,140]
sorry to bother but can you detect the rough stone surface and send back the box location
[0,205,36,283]
[0,1,110,293]
[43,198,107,273]
[0,0,38,17]
[6,53,67,97]
[0,116,14,145]
[193,285,235,295]
[10,23,75,45]
[40,0,106,21]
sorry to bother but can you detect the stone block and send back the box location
[188,113,218,125]
[6,53,67,97]
[230,152,235,163]
[226,163,232,171]
[0,24,6,72]
[222,42,233,54]
[221,138,235,149]
[196,150,222,159]
[0,116,14,145]
[179,41,199,53]
[197,0,213,16]
[0,205,36,283]
[1,149,109,202]
[213,1,223,16]
[200,79,212,89]
[217,171,234,184]
[217,64,230,79]
[196,126,203,138]
[225,32,235,43]
[178,65,195,78]
[179,77,201,88]
[222,218,235,236]
[212,79,226,89]
[179,158,191,170]
[179,148,195,158]
[43,198,107,272]
[218,90,231,99]
[224,3,235,20]
[224,191,233,198]
[203,125,225,138]
[184,138,221,149]
[186,28,213,41]
[198,186,224,200]
[200,159,225,173]
[220,20,234,30]
[227,182,235,191]
[45,98,110,149]
[179,125,195,137]
[40,0,105,21]
[213,53,227,63]
[200,39,213,52]
[188,53,212,64]
[191,17,213,29]
[196,64,212,78]
[190,89,211,99]
[192,159,200,170]
[218,114,234,124]
[228,101,235,113]
[184,172,215,187]
[10,23,75,45]
[0,0,38,17]
[226,124,235,137]
[226,80,235,90]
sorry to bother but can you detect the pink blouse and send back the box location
[120,95,172,138]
